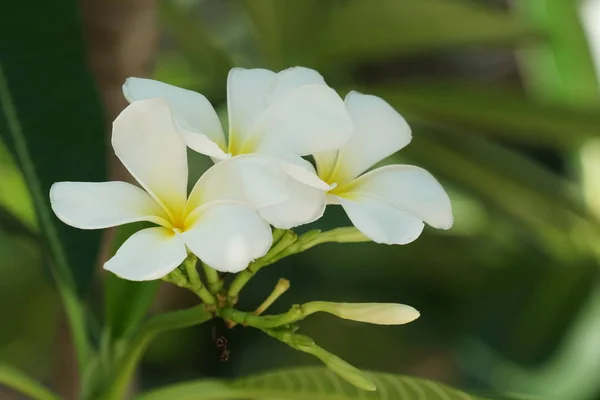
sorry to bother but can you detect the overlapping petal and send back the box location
[277,154,332,190]
[227,68,275,154]
[341,165,453,230]
[123,78,228,159]
[227,67,352,157]
[254,84,353,157]
[336,195,425,245]
[50,181,171,229]
[182,201,272,273]
[185,154,290,215]
[112,98,189,221]
[259,179,327,229]
[316,92,411,184]
[263,67,326,100]
[104,227,188,281]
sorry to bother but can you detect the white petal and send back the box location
[50,181,170,229]
[278,154,331,190]
[259,179,327,229]
[112,98,188,219]
[255,84,353,157]
[344,165,453,230]
[264,67,326,101]
[182,202,272,273]
[321,91,412,184]
[104,227,187,281]
[336,195,425,245]
[185,154,289,215]
[227,68,275,154]
[314,150,339,182]
[123,78,228,158]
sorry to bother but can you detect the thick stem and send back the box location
[202,262,223,294]
[163,258,216,306]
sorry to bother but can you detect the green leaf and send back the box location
[105,223,160,341]
[243,0,326,68]
[0,138,36,232]
[159,0,232,98]
[0,361,61,400]
[0,0,107,372]
[103,305,212,400]
[368,82,600,149]
[399,127,598,261]
[136,367,491,400]
[321,0,533,62]
[516,0,600,108]
[0,1,107,291]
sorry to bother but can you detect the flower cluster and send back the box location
[50,66,453,281]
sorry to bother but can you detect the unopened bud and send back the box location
[304,302,420,325]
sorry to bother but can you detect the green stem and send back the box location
[164,257,216,306]
[227,228,369,303]
[102,305,212,400]
[262,330,376,391]
[254,278,290,316]
[0,362,62,400]
[220,304,304,328]
[0,64,91,372]
[227,230,298,303]
[202,262,223,294]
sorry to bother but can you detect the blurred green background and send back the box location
[3,0,600,399]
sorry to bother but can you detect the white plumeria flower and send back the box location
[312,91,454,244]
[50,98,280,280]
[122,67,353,229]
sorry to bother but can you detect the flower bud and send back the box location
[305,302,420,325]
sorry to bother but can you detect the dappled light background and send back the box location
[2,0,600,399]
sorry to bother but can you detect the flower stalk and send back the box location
[263,329,376,391]
[202,262,223,294]
[163,255,216,306]
[254,278,291,316]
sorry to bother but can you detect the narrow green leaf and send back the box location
[516,0,600,108]
[0,65,93,372]
[159,0,232,98]
[400,127,598,261]
[368,82,600,149]
[0,362,61,400]
[103,305,212,400]
[322,0,534,62]
[136,367,492,400]
[0,1,106,291]
[0,0,107,373]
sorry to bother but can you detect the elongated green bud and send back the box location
[304,302,420,325]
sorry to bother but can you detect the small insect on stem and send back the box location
[212,318,231,362]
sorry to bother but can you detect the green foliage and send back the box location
[105,223,160,342]
[137,367,490,400]
[0,362,61,400]
[104,305,213,400]
[1,0,600,399]
[322,0,534,62]
[0,0,107,292]
[371,82,600,148]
